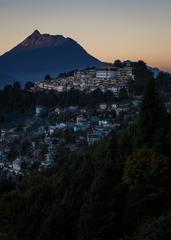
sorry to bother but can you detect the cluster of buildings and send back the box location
[34,65,134,96]
[76,66,134,80]
[0,98,141,176]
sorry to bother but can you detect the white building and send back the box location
[99,103,107,110]
[12,158,21,174]
[96,68,117,79]
[107,86,121,95]
[75,69,96,78]
[117,67,134,81]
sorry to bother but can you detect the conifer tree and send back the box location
[135,79,169,153]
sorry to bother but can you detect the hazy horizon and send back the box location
[1,0,171,72]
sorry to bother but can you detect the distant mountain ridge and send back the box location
[0,30,102,86]
[0,30,170,88]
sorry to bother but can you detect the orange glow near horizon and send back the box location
[0,0,171,72]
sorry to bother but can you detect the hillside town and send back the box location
[0,96,142,177]
[1,61,171,178]
[1,57,171,180]
[35,64,135,96]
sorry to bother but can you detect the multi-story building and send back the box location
[75,69,96,78]
[117,67,134,81]
[96,68,117,79]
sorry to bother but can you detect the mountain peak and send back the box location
[31,29,41,36]
[11,31,69,52]
[0,31,101,86]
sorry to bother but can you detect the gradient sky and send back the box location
[0,0,171,72]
